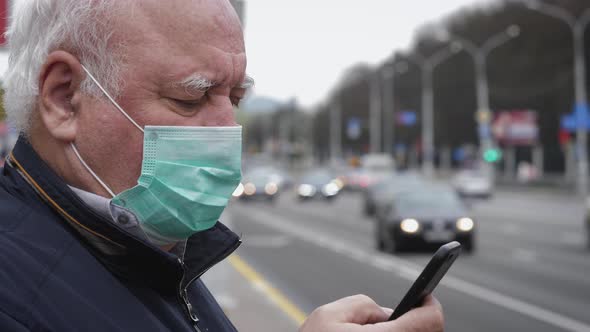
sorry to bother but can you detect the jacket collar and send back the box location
[7,136,241,294]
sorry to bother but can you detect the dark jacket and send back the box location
[0,137,241,332]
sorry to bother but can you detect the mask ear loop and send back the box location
[80,65,144,133]
[70,143,116,198]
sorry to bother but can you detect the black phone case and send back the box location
[388,241,462,321]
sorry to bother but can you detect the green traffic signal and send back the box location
[483,148,502,163]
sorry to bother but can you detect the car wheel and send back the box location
[392,239,404,253]
[364,204,374,216]
[375,221,385,251]
[462,237,475,254]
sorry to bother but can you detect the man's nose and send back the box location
[203,99,238,126]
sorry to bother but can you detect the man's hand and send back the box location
[299,294,444,332]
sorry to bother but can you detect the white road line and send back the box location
[243,235,292,248]
[235,207,590,332]
[513,248,537,263]
[561,232,585,245]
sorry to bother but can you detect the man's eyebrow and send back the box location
[172,74,216,96]
[239,75,255,89]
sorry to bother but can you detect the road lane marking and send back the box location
[228,254,307,326]
[235,206,590,332]
[561,232,585,245]
[500,224,520,235]
[513,248,537,263]
[243,235,292,248]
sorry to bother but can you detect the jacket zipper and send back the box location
[177,239,242,331]
[179,259,201,332]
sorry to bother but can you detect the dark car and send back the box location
[296,169,341,201]
[234,169,280,202]
[363,173,424,216]
[375,186,475,253]
[587,215,590,250]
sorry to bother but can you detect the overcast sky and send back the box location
[244,0,494,108]
[0,1,495,108]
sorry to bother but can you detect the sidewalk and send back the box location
[202,254,302,332]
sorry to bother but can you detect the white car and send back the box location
[452,170,493,199]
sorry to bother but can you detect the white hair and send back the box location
[4,0,128,134]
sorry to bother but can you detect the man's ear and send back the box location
[38,51,85,143]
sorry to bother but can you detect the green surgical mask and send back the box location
[72,65,242,245]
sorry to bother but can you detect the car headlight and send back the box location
[400,219,420,234]
[265,182,279,195]
[243,183,257,196]
[333,178,345,190]
[232,183,245,197]
[322,182,340,196]
[456,217,474,232]
[298,184,316,197]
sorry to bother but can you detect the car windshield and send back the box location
[301,171,334,185]
[396,190,463,214]
[244,171,274,186]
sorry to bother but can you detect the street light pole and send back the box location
[381,62,409,156]
[409,43,462,177]
[330,92,343,166]
[525,1,590,196]
[451,25,521,169]
[369,71,382,154]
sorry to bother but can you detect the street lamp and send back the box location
[369,70,383,154]
[407,42,463,177]
[381,62,409,156]
[330,91,343,166]
[450,25,521,172]
[524,1,590,196]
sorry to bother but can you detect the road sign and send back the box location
[558,130,571,146]
[560,103,590,132]
[492,110,539,146]
[476,110,492,124]
[575,103,589,128]
[478,124,492,140]
[347,117,362,140]
[396,111,417,126]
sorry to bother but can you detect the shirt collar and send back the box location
[68,186,150,241]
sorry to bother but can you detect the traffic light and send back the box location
[483,148,502,163]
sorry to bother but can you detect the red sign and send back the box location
[558,129,570,146]
[492,110,539,146]
[0,0,7,46]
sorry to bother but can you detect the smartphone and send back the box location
[388,241,461,321]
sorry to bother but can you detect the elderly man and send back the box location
[0,1,444,331]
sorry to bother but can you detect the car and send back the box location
[363,173,424,216]
[357,154,396,192]
[342,169,372,191]
[375,185,476,253]
[296,169,341,201]
[452,169,493,199]
[233,169,280,202]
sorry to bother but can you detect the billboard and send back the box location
[492,110,539,146]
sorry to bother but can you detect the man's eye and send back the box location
[171,98,203,110]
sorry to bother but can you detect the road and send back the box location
[225,187,590,332]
